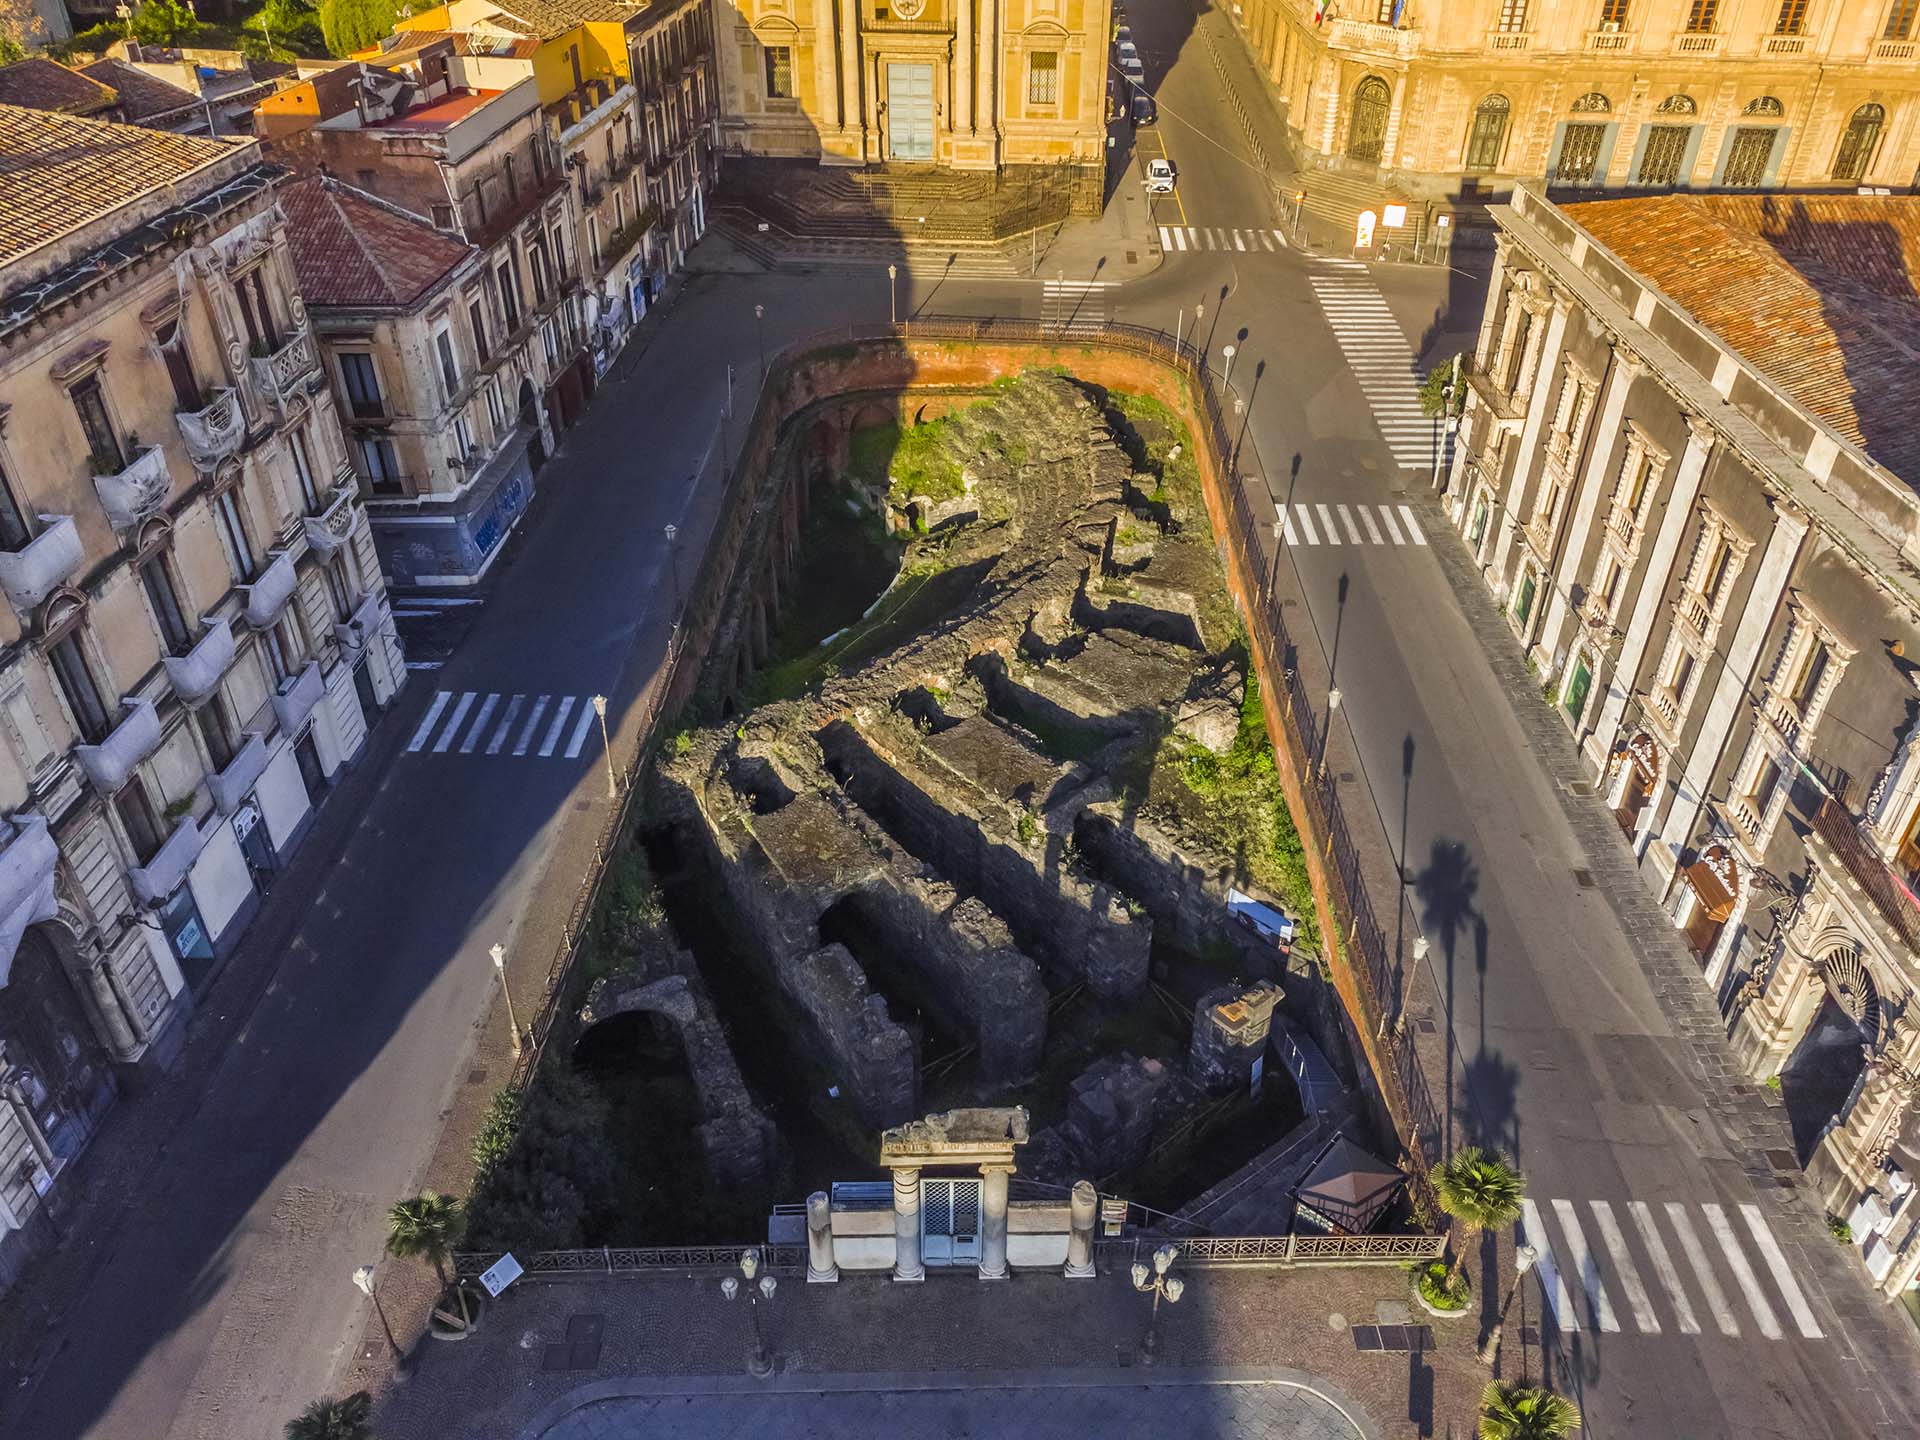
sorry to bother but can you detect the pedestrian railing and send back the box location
[1102,1233,1445,1269]
[453,1244,808,1280]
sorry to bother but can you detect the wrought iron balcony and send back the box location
[302,484,357,557]
[175,388,245,470]
[162,617,236,706]
[93,444,172,531]
[248,331,320,418]
[1763,33,1807,55]
[270,661,324,735]
[0,813,57,935]
[208,731,270,815]
[0,516,83,614]
[241,549,297,629]
[1673,31,1721,56]
[129,815,208,905]
[333,588,386,660]
[1326,15,1418,58]
[74,698,162,793]
[1811,796,1920,955]
[1587,26,1635,51]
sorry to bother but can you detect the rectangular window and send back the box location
[361,437,402,492]
[236,267,278,351]
[1498,0,1529,29]
[288,425,318,511]
[529,243,550,305]
[468,297,490,364]
[263,619,295,685]
[1701,537,1732,609]
[1685,0,1718,31]
[485,377,505,433]
[216,488,255,580]
[1670,647,1697,704]
[70,376,123,474]
[763,45,793,99]
[1600,0,1630,24]
[1775,0,1807,32]
[432,203,456,230]
[0,458,32,552]
[141,556,193,656]
[497,260,521,331]
[1792,644,1829,716]
[157,320,200,412]
[1888,0,1919,40]
[49,632,109,742]
[338,353,384,420]
[323,554,354,623]
[435,328,460,398]
[115,777,165,866]
[453,413,474,461]
[1748,756,1782,815]
[1636,124,1691,185]
[198,697,238,771]
[1028,51,1058,106]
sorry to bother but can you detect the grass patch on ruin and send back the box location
[849,418,967,504]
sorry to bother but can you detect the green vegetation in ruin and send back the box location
[1416,1259,1471,1311]
[1104,390,1204,517]
[465,1064,623,1253]
[848,419,966,504]
[584,848,667,982]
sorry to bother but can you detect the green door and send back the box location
[887,63,935,162]
[1564,656,1593,720]
[1513,569,1536,625]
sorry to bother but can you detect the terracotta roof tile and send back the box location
[0,58,120,117]
[1563,193,1920,488]
[483,0,637,39]
[78,59,204,125]
[0,104,240,267]
[278,174,472,308]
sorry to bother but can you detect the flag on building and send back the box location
[1392,0,1407,24]
[1312,0,1327,24]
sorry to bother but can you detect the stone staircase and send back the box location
[1295,165,1431,256]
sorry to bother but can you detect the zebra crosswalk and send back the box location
[1520,1196,1825,1342]
[1276,502,1427,548]
[1041,278,1114,330]
[1157,225,1290,254]
[405,690,601,761]
[1309,260,1436,472]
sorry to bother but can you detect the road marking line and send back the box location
[1233,231,1246,251]
[1521,1199,1579,1332]
[1552,1198,1621,1332]
[459,693,500,754]
[1175,226,1188,250]
[1187,227,1199,249]
[1258,232,1273,251]
[1590,1201,1661,1334]
[431,692,476,754]
[1664,1202,1739,1336]
[515,695,550,756]
[1293,504,1318,545]
[1280,507,1300,545]
[1272,229,1289,248]
[540,696,576,757]
[1628,1201,1700,1336]
[564,702,597,759]
[1379,506,1406,545]
[1158,225,1171,249]
[1702,1203,1782,1339]
[1336,504,1363,544]
[1315,503,1341,544]
[487,694,525,755]
[1357,505,1385,545]
[1739,1204,1823,1339]
[1397,505,1427,544]
[406,692,451,752]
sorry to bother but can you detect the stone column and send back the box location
[1380,71,1409,169]
[103,957,148,1044]
[975,0,999,153]
[955,0,973,134]
[82,960,140,1061]
[3,1082,56,1171]
[891,1166,924,1282]
[840,0,865,154]
[978,1163,1012,1280]
[806,1190,839,1283]
[1064,1179,1097,1279]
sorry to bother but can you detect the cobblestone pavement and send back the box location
[533,1373,1372,1440]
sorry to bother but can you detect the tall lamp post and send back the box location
[721,1246,779,1378]
[1130,1242,1185,1365]
[663,523,682,616]
[490,944,521,1056]
[1478,1242,1539,1368]
[1221,343,1237,390]
[754,303,766,381]
[590,695,616,799]
[887,264,898,326]
[353,1264,412,1381]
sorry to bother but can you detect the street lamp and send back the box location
[490,944,521,1056]
[663,523,682,618]
[1129,1242,1185,1365]
[1267,518,1284,600]
[353,1264,412,1381]
[590,695,616,799]
[1221,343,1237,389]
[1317,687,1342,780]
[720,1246,778,1378]
[1478,1242,1540,1368]
[887,264,898,326]
[753,303,766,380]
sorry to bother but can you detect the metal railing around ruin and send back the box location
[453,1245,809,1280]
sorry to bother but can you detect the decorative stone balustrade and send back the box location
[175,388,245,469]
[0,516,84,613]
[162,617,236,706]
[209,731,270,815]
[1326,16,1418,58]
[271,661,324,735]
[248,331,319,416]
[93,445,172,531]
[1674,31,1721,55]
[0,814,58,963]
[302,485,356,556]
[129,816,208,905]
[242,549,297,629]
[74,698,163,793]
[1587,27,1635,51]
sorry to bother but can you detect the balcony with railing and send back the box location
[1486,27,1530,50]
[1873,37,1919,62]
[0,516,84,614]
[1763,32,1808,54]
[1727,791,1767,853]
[0,813,57,937]
[241,549,298,629]
[1812,796,1920,955]
[302,483,357,557]
[1463,360,1525,429]
[209,730,270,815]
[93,444,172,532]
[333,587,386,660]
[74,698,163,793]
[1675,589,1714,644]
[1604,504,1640,550]
[1648,683,1683,736]
[270,661,324,735]
[162,617,236,706]
[129,815,209,905]
[1327,16,1419,59]
[249,331,320,418]
[1673,30,1722,55]
[175,388,245,469]
[1587,26,1635,51]
[1762,691,1803,751]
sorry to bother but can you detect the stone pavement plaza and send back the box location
[360,1263,1486,1440]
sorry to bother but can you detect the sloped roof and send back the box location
[370,28,541,59]
[0,58,120,117]
[484,0,637,38]
[1563,193,1920,488]
[0,104,240,267]
[278,174,472,308]
[78,60,203,125]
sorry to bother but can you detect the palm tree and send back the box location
[386,1191,468,1324]
[1477,1380,1581,1440]
[285,1390,372,1440]
[1435,1146,1526,1289]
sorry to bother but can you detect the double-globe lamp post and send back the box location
[1479,1242,1540,1368]
[721,1246,779,1378]
[353,1264,412,1381]
[1130,1242,1185,1364]
[490,943,521,1056]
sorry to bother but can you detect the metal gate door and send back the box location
[1721,127,1775,188]
[887,63,935,162]
[921,1177,982,1266]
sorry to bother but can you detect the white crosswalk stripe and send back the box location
[1042,279,1113,330]
[1309,265,1440,470]
[1159,226,1291,256]
[405,690,605,764]
[1278,503,1431,548]
[1519,1196,1826,1343]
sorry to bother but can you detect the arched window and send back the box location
[1833,103,1886,182]
[1743,95,1784,117]
[1465,94,1512,173]
[1570,92,1611,114]
[1655,94,1698,115]
[1348,76,1391,164]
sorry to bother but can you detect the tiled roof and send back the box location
[366,29,542,59]
[278,174,472,308]
[78,60,204,124]
[0,58,120,117]
[485,0,638,38]
[1564,193,1920,488]
[0,104,240,267]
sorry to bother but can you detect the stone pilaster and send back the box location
[806,1190,839,1283]
[977,1162,1012,1280]
[1064,1178,1097,1279]
[891,1165,924,1282]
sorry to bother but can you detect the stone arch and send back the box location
[0,922,119,1180]
[1571,91,1611,114]
[1744,96,1784,118]
[1817,946,1884,1048]
[1347,75,1391,164]
[1656,94,1698,116]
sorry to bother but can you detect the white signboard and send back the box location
[1383,203,1408,228]
[1355,209,1377,249]
[1250,1054,1265,1093]
[478,1252,524,1298]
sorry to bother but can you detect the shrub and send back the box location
[466,1065,622,1252]
[319,0,395,55]
[1416,1259,1469,1311]
[470,1087,521,1183]
[1828,1215,1853,1245]
[132,0,201,46]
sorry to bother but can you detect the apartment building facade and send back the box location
[628,0,718,273]
[0,106,401,1287]
[1442,184,1920,1301]
[1230,0,1920,198]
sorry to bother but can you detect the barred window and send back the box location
[1498,0,1529,30]
[1775,0,1808,33]
[763,45,793,99]
[1028,51,1058,105]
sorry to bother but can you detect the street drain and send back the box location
[1573,868,1595,888]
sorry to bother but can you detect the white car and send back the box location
[1144,158,1176,194]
